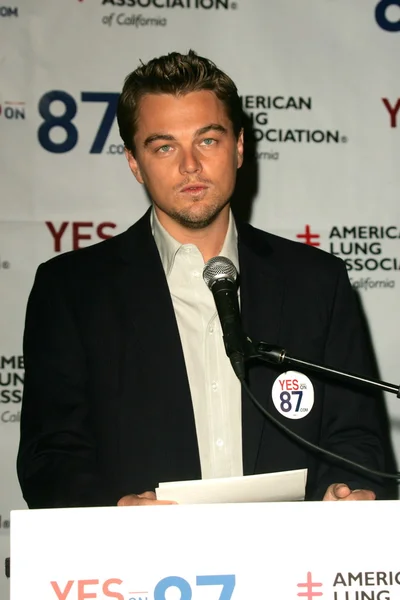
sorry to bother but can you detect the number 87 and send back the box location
[154,574,236,600]
[38,90,119,154]
[280,391,303,412]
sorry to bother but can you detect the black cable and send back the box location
[240,378,400,482]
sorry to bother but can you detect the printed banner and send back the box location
[1,2,399,597]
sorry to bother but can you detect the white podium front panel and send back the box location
[10,501,400,600]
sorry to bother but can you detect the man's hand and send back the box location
[117,491,177,506]
[323,483,376,501]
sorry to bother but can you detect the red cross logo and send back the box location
[296,225,321,247]
[297,572,323,598]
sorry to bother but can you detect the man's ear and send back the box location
[236,128,244,169]
[124,148,144,184]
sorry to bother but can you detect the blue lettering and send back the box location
[376,0,400,31]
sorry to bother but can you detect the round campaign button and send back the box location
[271,371,314,419]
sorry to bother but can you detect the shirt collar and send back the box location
[151,207,239,277]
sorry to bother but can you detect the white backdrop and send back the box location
[1,0,400,597]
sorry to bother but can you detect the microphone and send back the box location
[203,260,400,487]
[203,256,246,380]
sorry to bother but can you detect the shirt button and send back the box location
[184,246,192,253]
[216,438,224,447]
[209,325,214,334]
[211,381,218,391]
[192,271,200,278]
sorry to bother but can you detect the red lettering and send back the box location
[77,580,99,600]
[279,379,285,390]
[50,580,74,600]
[292,379,299,390]
[97,222,116,241]
[73,222,93,251]
[45,222,69,252]
[382,97,400,128]
[286,380,293,391]
[46,221,117,252]
[103,579,123,600]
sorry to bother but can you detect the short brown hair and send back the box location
[117,49,243,154]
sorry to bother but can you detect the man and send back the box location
[17,50,385,508]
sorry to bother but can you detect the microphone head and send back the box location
[203,256,238,289]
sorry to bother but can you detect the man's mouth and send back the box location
[180,184,208,194]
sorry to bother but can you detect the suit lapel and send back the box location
[111,211,201,481]
[238,223,287,475]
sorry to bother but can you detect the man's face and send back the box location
[125,90,244,230]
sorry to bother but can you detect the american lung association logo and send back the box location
[295,224,399,291]
[295,570,400,599]
[99,0,238,28]
[0,355,23,422]
[296,572,323,598]
[101,0,237,8]
[241,94,348,162]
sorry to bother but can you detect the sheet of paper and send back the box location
[156,468,307,504]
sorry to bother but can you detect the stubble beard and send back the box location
[166,195,231,230]
[170,206,221,229]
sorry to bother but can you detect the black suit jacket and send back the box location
[17,210,386,507]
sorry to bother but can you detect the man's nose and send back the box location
[179,147,202,175]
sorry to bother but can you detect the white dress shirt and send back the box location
[151,209,243,479]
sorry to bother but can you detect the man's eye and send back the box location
[202,138,216,146]
[157,145,171,153]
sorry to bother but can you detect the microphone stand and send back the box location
[244,339,400,398]
[232,337,400,484]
